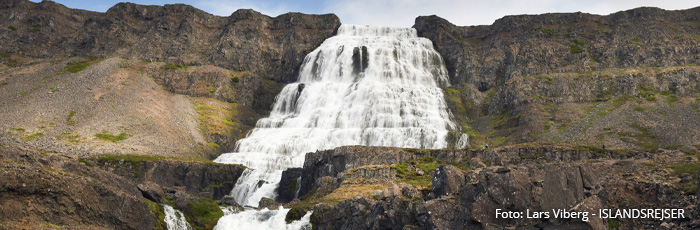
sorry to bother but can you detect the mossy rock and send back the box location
[285,206,307,223]
[186,197,224,230]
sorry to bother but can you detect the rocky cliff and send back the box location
[414,7,700,150]
[0,0,340,83]
[280,144,699,229]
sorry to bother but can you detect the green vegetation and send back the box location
[646,95,657,102]
[18,91,26,95]
[94,132,130,143]
[96,154,222,166]
[21,132,43,141]
[617,124,658,151]
[540,27,555,35]
[570,44,584,54]
[187,197,224,230]
[10,127,25,132]
[66,111,77,125]
[0,53,10,58]
[569,38,586,54]
[144,199,166,230]
[56,57,100,75]
[231,76,240,84]
[668,162,700,194]
[394,157,469,187]
[58,132,81,144]
[630,37,641,42]
[571,38,586,46]
[164,63,188,70]
[607,218,622,230]
[285,207,307,223]
[28,24,41,32]
[287,178,298,195]
[633,106,645,112]
[207,142,220,149]
[78,158,93,167]
[7,25,17,31]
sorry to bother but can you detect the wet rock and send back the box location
[285,206,308,223]
[276,168,303,203]
[218,195,238,206]
[258,197,281,210]
[137,181,164,203]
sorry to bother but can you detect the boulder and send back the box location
[431,165,466,197]
[258,197,281,210]
[137,181,164,203]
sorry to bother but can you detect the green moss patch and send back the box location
[187,197,224,230]
[21,132,43,141]
[56,57,101,75]
[96,154,221,166]
[94,132,130,143]
[668,162,700,194]
[144,199,166,230]
[58,132,81,144]
[66,111,77,125]
[394,157,469,187]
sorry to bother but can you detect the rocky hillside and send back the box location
[279,144,700,229]
[0,56,271,158]
[414,7,700,150]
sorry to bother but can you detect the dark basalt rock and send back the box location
[276,167,303,203]
[431,165,466,197]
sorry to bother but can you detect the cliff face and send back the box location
[0,0,340,83]
[414,7,700,150]
[414,7,700,90]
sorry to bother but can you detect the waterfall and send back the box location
[213,24,467,229]
[164,204,192,230]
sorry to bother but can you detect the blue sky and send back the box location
[30,0,700,27]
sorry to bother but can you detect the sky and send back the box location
[30,0,700,27]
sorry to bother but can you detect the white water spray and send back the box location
[164,204,192,230]
[213,24,467,229]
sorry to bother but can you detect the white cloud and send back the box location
[324,0,699,27]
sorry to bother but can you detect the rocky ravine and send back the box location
[279,144,700,229]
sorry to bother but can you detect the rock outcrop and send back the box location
[282,145,699,229]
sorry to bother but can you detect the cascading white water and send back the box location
[164,204,192,230]
[213,24,467,229]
